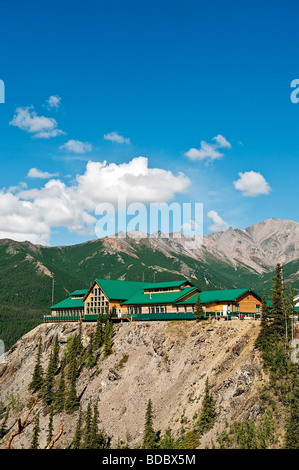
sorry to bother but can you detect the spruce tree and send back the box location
[195,296,205,321]
[28,338,44,394]
[46,406,54,447]
[30,412,40,449]
[142,399,159,449]
[271,264,286,339]
[93,311,104,350]
[82,401,93,449]
[196,378,217,436]
[72,406,82,449]
[103,320,114,358]
[0,409,9,439]
[64,339,79,414]
[53,358,66,413]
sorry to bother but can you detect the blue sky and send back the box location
[1,0,299,246]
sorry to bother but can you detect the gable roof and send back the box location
[83,278,155,301]
[51,296,84,310]
[176,288,261,305]
[121,286,198,305]
[69,289,88,297]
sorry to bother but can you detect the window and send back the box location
[235,304,240,313]
[256,304,261,314]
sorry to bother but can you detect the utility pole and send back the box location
[51,277,55,306]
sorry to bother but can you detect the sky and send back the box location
[1,0,299,246]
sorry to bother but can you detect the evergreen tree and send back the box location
[93,311,104,350]
[284,369,299,449]
[28,338,44,394]
[142,399,160,449]
[64,339,79,414]
[82,401,93,449]
[41,350,56,404]
[271,264,287,339]
[30,412,40,449]
[46,406,54,447]
[0,409,9,439]
[159,427,177,449]
[103,320,114,358]
[72,406,83,449]
[195,296,205,321]
[255,296,270,350]
[76,320,84,356]
[196,378,217,436]
[53,358,66,412]
[84,333,96,368]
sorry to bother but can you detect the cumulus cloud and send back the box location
[185,134,231,162]
[60,139,93,154]
[233,171,271,197]
[0,157,190,245]
[103,131,130,144]
[47,95,61,109]
[207,210,229,232]
[75,156,191,210]
[9,106,65,138]
[27,168,59,179]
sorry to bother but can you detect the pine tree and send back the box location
[64,339,79,414]
[93,311,104,350]
[53,359,66,412]
[271,264,286,339]
[255,296,270,350]
[28,338,44,394]
[42,350,56,404]
[72,406,82,449]
[30,412,40,449]
[46,406,54,447]
[82,401,93,449]
[142,399,160,449]
[196,378,217,436]
[103,319,114,358]
[284,369,299,449]
[0,409,9,439]
[195,296,205,321]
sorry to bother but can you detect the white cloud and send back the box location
[27,168,59,179]
[185,134,231,162]
[213,134,231,148]
[0,157,190,245]
[207,210,229,232]
[59,139,93,154]
[47,95,61,109]
[75,156,191,211]
[103,131,130,144]
[9,106,65,138]
[233,171,271,197]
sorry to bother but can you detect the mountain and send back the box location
[1,217,299,348]
[0,320,276,449]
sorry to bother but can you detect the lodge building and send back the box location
[45,278,262,322]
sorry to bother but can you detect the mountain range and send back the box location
[1,217,299,348]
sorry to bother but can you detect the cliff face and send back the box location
[0,319,274,449]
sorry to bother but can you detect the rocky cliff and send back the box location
[0,319,283,449]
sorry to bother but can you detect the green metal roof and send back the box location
[91,278,156,301]
[122,286,197,305]
[51,296,84,310]
[69,289,88,297]
[143,280,190,289]
[176,288,260,305]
